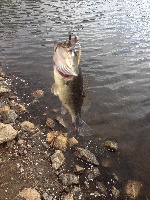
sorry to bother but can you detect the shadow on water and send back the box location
[1,0,150,199]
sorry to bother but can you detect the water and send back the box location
[1,0,150,198]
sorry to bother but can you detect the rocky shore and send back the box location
[0,70,143,200]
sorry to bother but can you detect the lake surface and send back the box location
[1,0,150,199]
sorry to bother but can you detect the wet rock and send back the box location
[55,116,67,128]
[68,137,78,147]
[17,139,25,146]
[74,147,99,166]
[112,173,119,182]
[59,173,79,186]
[42,192,53,200]
[104,140,118,152]
[46,118,55,129]
[0,80,11,94]
[51,108,59,113]
[74,165,84,174]
[125,180,142,199]
[32,89,44,98]
[0,123,18,144]
[111,186,120,199]
[54,135,67,152]
[84,181,90,188]
[51,150,65,170]
[61,193,74,200]
[1,109,18,124]
[46,131,68,149]
[20,121,35,132]
[96,182,107,196]
[19,188,41,200]
[0,105,10,114]
[0,71,9,78]
[86,167,100,181]
[9,100,26,113]
[46,131,58,143]
[101,158,112,167]
[71,186,82,198]
[90,191,101,197]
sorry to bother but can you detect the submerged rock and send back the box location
[59,173,79,186]
[46,131,58,143]
[20,121,35,132]
[32,89,44,98]
[68,137,78,147]
[84,181,90,189]
[74,165,84,174]
[1,109,18,124]
[61,193,74,200]
[0,123,18,144]
[19,188,41,200]
[71,186,82,198]
[125,180,142,199]
[0,105,10,114]
[46,118,55,129]
[86,167,100,181]
[9,100,26,113]
[42,192,53,200]
[111,186,120,199]
[104,140,118,152]
[51,150,65,170]
[96,182,107,196]
[55,116,67,128]
[46,131,68,151]
[74,147,99,166]
[54,135,67,152]
[101,158,112,167]
[0,80,11,94]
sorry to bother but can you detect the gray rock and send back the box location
[74,165,84,174]
[86,167,100,181]
[20,121,35,132]
[43,192,53,200]
[101,158,112,167]
[96,182,107,196]
[125,180,142,199]
[104,141,118,152]
[111,186,120,199]
[1,109,18,124]
[59,173,79,186]
[74,147,99,166]
[17,139,25,146]
[0,81,11,94]
[90,191,101,197]
[84,181,89,188]
[61,193,74,200]
[10,101,26,114]
[0,123,18,144]
[70,186,83,200]
[51,150,65,170]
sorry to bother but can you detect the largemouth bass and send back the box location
[51,34,84,128]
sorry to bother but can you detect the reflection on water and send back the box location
[1,0,150,198]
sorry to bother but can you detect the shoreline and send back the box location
[0,70,143,200]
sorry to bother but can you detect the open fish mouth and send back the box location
[56,63,79,77]
[53,33,81,78]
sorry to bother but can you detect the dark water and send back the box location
[1,0,150,198]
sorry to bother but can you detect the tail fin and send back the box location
[68,116,93,137]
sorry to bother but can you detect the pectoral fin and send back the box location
[51,83,59,95]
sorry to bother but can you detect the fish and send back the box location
[51,33,84,130]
